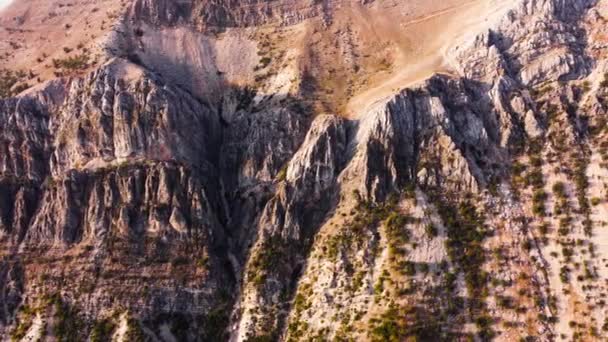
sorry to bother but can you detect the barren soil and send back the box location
[342,0,513,118]
[0,0,125,84]
[0,0,518,118]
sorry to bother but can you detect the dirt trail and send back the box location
[401,0,481,29]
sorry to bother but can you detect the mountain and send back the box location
[1,0,608,341]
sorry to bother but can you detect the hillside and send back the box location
[1,0,608,341]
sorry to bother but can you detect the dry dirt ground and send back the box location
[0,0,513,117]
[233,0,514,117]
[342,0,513,118]
[0,0,125,85]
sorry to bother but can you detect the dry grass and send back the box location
[0,0,125,85]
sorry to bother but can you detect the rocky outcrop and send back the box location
[2,0,608,341]
[49,59,220,176]
[25,162,220,245]
[232,70,526,339]
[0,80,65,182]
[0,57,232,339]
[220,105,309,191]
[453,0,595,86]
[234,114,348,340]
[342,75,509,201]
[130,0,359,31]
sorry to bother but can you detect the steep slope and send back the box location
[1,0,608,341]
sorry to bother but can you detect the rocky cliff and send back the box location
[1,0,608,341]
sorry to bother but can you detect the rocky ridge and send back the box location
[1,0,608,341]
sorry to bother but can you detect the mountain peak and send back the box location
[1,0,608,341]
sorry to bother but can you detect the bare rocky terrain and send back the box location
[1,0,608,341]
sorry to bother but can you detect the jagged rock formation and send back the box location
[1,0,608,341]
[131,0,338,30]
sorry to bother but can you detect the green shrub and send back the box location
[0,69,21,98]
[525,170,544,188]
[532,189,547,216]
[53,53,89,71]
[246,334,276,342]
[91,318,116,342]
[368,304,442,342]
[512,161,527,176]
[257,57,272,70]
[430,193,491,337]
[424,223,438,238]
[539,222,549,235]
[51,295,85,341]
[600,73,608,88]
[385,212,412,246]
[572,153,592,235]
[202,308,229,341]
[558,217,571,236]
[560,266,570,283]
[10,305,35,341]
[531,84,554,98]
[126,316,145,342]
[247,235,289,288]
[171,256,190,266]
[552,182,566,198]
[276,165,288,182]
[403,261,416,276]
[497,296,513,309]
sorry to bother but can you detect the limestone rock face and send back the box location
[2,0,608,341]
[452,0,594,86]
[49,60,221,175]
[130,0,367,30]
[235,114,348,340]
[0,80,65,181]
[0,57,231,340]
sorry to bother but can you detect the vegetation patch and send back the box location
[323,191,399,261]
[368,304,442,342]
[201,308,230,341]
[10,304,37,341]
[125,315,146,342]
[53,53,91,74]
[90,317,117,342]
[600,72,608,88]
[571,152,592,236]
[0,69,29,99]
[429,190,494,340]
[48,294,85,342]
[287,283,314,341]
[247,235,290,288]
